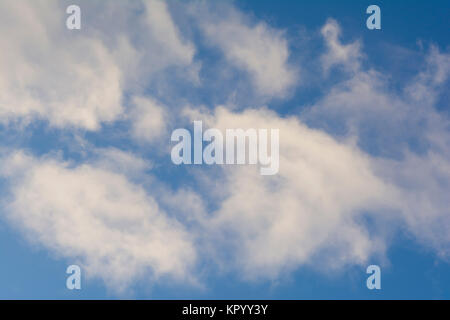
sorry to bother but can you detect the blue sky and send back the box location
[0,0,449,299]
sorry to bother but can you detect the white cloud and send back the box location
[91,147,153,178]
[320,18,362,73]
[0,0,196,131]
[375,151,450,259]
[306,20,450,259]
[185,106,397,279]
[0,1,123,130]
[143,0,195,67]
[130,96,167,144]
[196,4,297,98]
[179,20,450,277]
[405,46,450,106]
[0,150,197,292]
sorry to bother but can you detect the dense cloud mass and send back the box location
[0,150,197,292]
[0,1,448,293]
